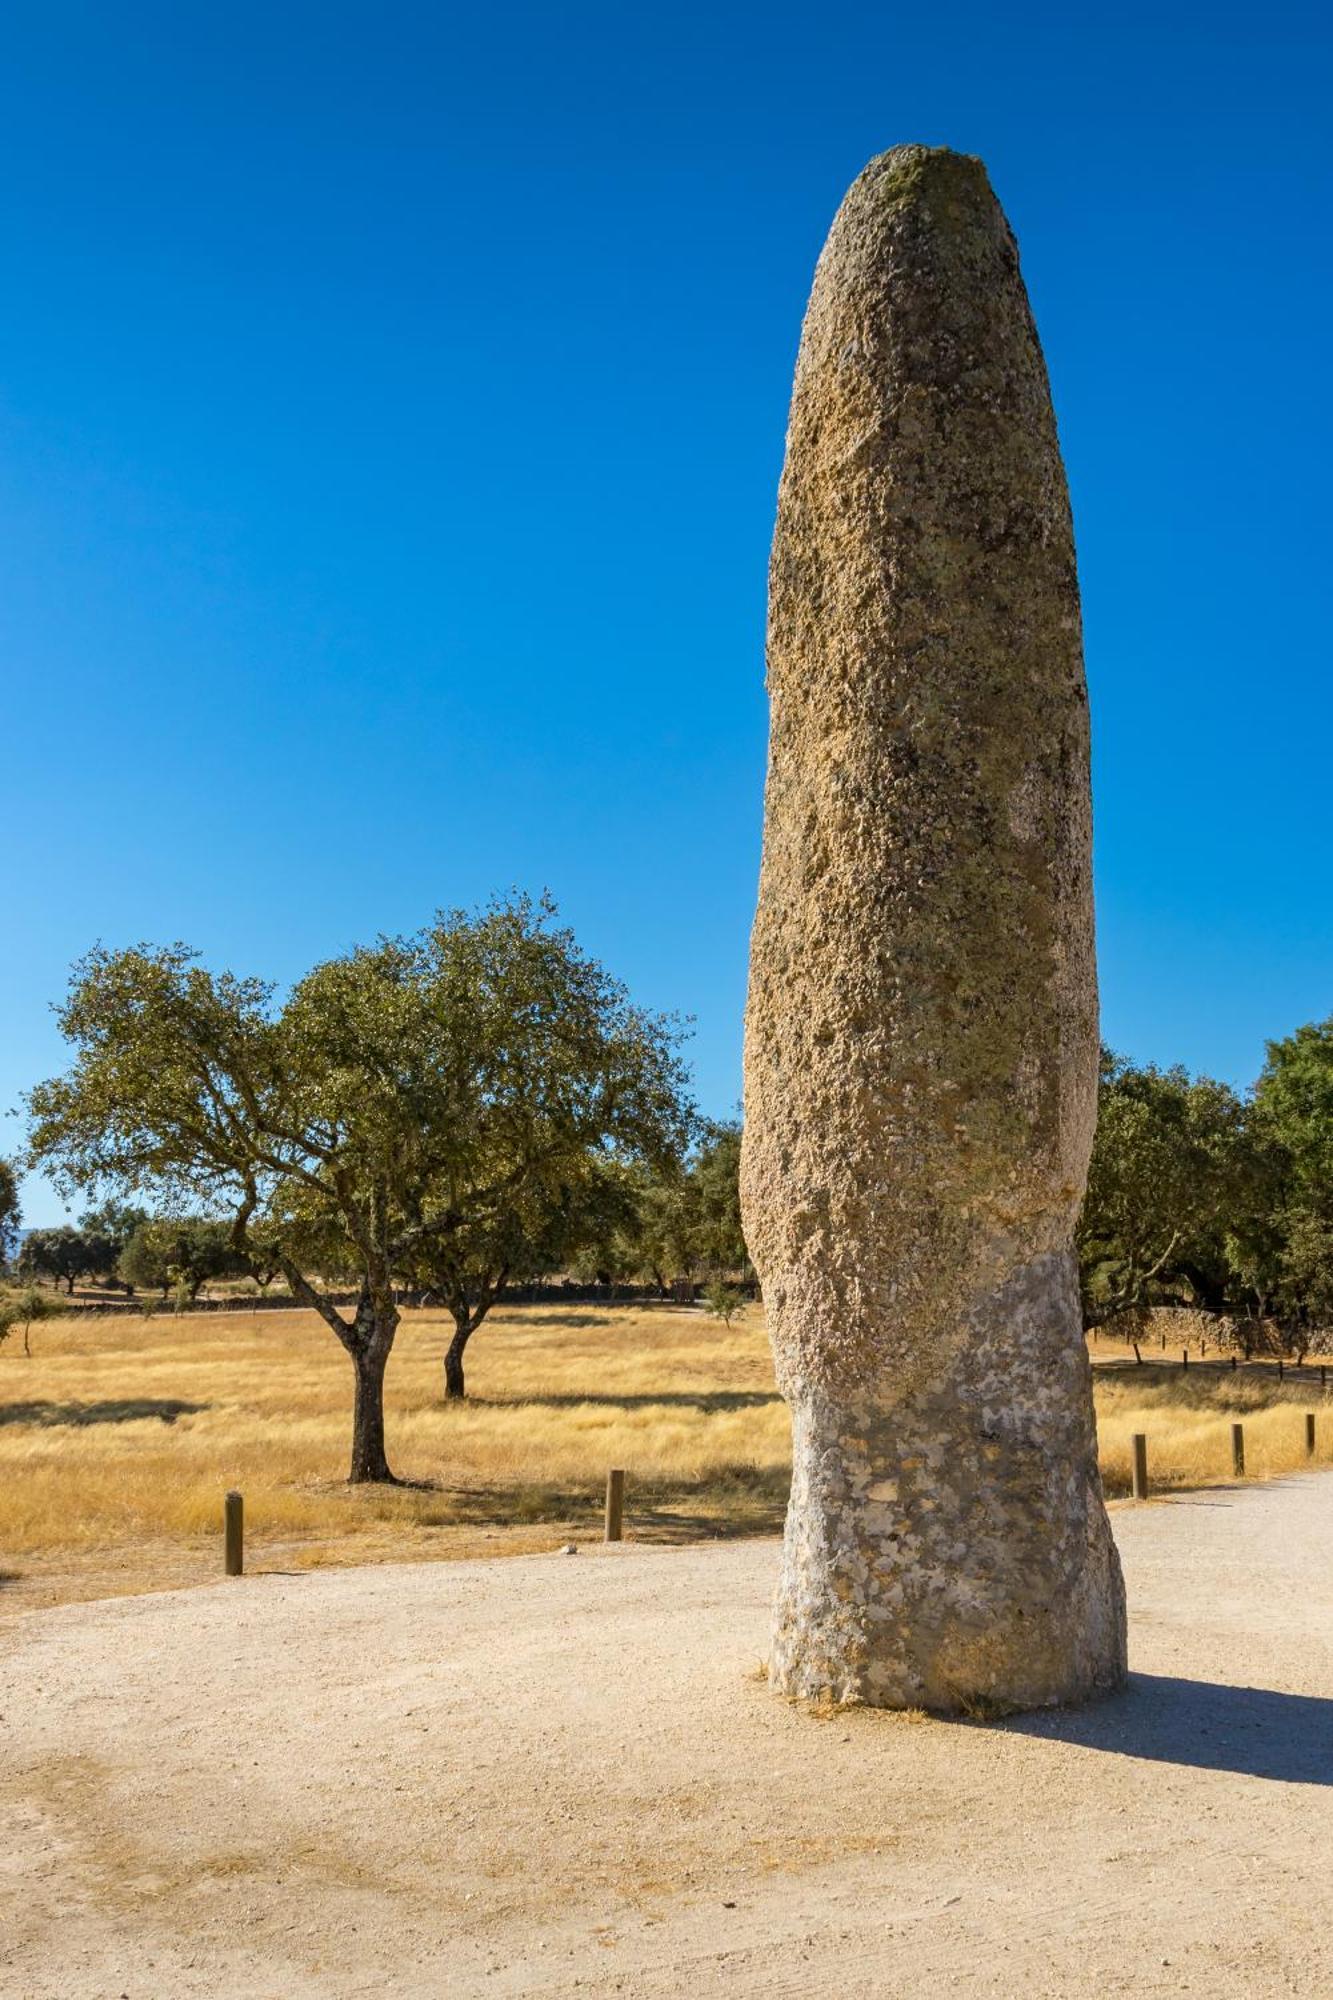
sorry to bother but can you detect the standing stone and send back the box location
[741,146,1126,1713]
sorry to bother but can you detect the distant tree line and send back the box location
[8,1133,750,1320]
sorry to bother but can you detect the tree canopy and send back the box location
[592,1121,751,1296]
[118,1217,247,1300]
[18,1225,101,1295]
[1077,1051,1253,1323]
[0,1285,65,1357]
[1077,1036,1333,1352]
[1246,1019,1333,1337]
[373,901,694,1395]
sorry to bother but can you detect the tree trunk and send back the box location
[444,1320,472,1400]
[350,1343,394,1483]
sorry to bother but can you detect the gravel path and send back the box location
[4,1477,1333,1997]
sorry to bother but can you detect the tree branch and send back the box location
[277,1255,357,1353]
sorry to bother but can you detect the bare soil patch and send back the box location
[3,1476,1332,1996]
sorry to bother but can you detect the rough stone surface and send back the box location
[741,145,1126,1713]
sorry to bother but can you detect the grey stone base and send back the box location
[769,1250,1127,1714]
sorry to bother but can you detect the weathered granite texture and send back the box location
[741,146,1126,1713]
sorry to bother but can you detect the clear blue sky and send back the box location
[4,2,1331,1225]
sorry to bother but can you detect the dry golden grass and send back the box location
[1085,1315,1333,1492]
[1096,1364,1332,1494]
[1,1299,1329,1616]
[0,1302,789,1614]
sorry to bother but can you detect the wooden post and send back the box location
[604,1468,625,1542]
[1306,1413,1316,1458]
[1231,1423,1245,1478]
[1231,1355,1238,1372]
[1321,1366,1327,1393]
[1182,1348,1188,1370]
[224,1490,243,1576]
[1278,1359,1284,1380]
[1131,1433,1148,1502]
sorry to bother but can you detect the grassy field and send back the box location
[1,1301,1329,1617]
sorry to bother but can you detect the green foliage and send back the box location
[1247,1019,1333,1338]
[377,900,694,1393]
[0,1284,66,1356]
[118,1218,247,1299]
[79,1198,151,1241]
[1274,1212,1333,1334]
[1251,1018,1333,1199]
[25,895,693,1470]
[117,1226,171,1297]
[1078,1050,1255,1323]
[704,1280,745,1327]
[434,1156,644,1298]
[80,1199,150,1288]
[690,1122,750,1279]
[0,1159,20,1269]
[18,1219,141,1295]
[1079,1036,1333,1346]
[1078,1050,1260,1323]
[19,1225,94,1295]
[614,1120,751,1292]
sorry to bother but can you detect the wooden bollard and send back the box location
[1231,1355,1238,1372]
[1306,1413,1317,1458]
[224,1490,244,1576]
[1182,1348,1188,1370]
[1131,1433,1149,1502]
[1232,1423,1245,1478]
[604,1468,625,1543]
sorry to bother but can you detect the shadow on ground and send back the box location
[490,1314,616,1329]
[369,1469,791,1541]
[0,1399,208,1429]
[998,1673,1333,1786]
[483,1391,781,1412]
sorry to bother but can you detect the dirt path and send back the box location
[4,1478,1333,1998]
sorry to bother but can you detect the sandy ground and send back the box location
[3,1480,1333,1999]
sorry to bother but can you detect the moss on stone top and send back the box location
[859,143,991,223]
